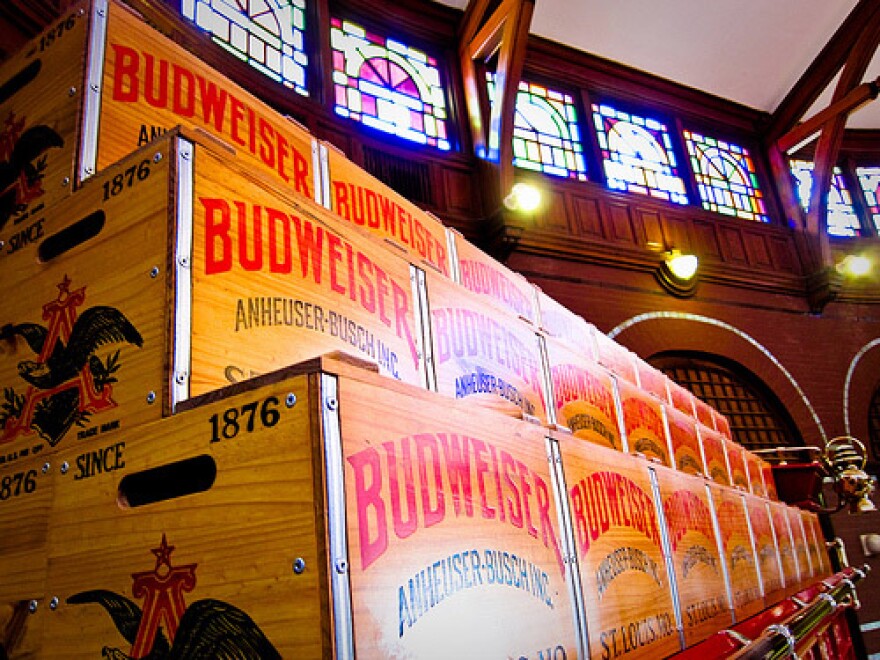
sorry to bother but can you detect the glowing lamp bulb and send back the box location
[666,253,699,281]
[838,255,871,277]
[504,183,542,212]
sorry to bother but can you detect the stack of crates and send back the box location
[0,1,835,658]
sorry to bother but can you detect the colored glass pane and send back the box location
[330,17,450,150]
[182,0,308,96]
[857,166,880,233]
[790,160,861,237]
[591,103,687,204]
[683,130,768,222]
[487,74,587,180]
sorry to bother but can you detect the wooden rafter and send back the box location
[458,0,534,196]
[765,0,880,274]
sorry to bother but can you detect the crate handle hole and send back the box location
[0,60,41,104]
[118,454,216,508]
[38,210,105,262]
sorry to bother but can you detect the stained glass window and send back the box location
[182,0,308,96]
[591,103,688,204]
[486,74,587,180]
[683,130,768,222]
[790,159,861,237]
[857,166,880,233]
[330,17,450,150]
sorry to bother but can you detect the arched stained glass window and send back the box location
[591,103,688,204]
[486,74,587,180]
[182,0,308,96]
[857,166,880,234]
[683,130,768,222]
[330,17,450,150]
[790,159,860,237]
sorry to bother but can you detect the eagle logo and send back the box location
[0,110,64,231]
[0,277,142,446]
[66,535,282,659]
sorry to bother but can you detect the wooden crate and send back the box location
[0,1,90,269]
[7,355,580,658]
[768,500,802,595]
[424,269,550,423]
[38,361,327,658]
[665,405,703,476]
[318,141,451,278]
[338,360,578,658]
[667,379,697,420]
[724,438,749,491]
[787,505,814,586]
[0,142,172,471]
[544,335,625,451]
[591,327,638,385]
[556,435,681,659]
[535,287,594,357]
[634,357,669,403]
[653,464,731,648]
[186,133,427,394]
[744,494,786,607]
[0,0,320,276]
[451,231,538,324]
[707,483,763,622]
[698,424,731,486]
[743,449,767,497]
[801,510,832,579]
[616,378,673,467]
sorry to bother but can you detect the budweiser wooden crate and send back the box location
[535,287,595,357]
[616,377,673,467]
[591,327,638,385]
[707,483,763,622]
[338,362,578,658]
[0,3,88,251]
[318,141,451,278]
[787,505,813,586]
[744,494,786,607]
[802,511,830,578]
[9,355,581,658]
[653,464,731,647]
[724,438,749,491]
[556,434,681,659]
[667,378,698,420]
[423,269,550,423]
[634,356,669,403]
[544,335,625,451]
[0,0,319,273]
[698,424,731,486]
[665,406,703,476]
[743,449,767,497]
[0,147,173,472]
[768,500,802,595]
[29,359,328,658]
[450,230,538,324]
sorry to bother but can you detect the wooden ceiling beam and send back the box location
[766,0,880,140]
[458,0,534,196]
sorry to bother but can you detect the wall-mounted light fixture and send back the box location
[836,254,872,278]
[503,182,542,213]
[656,249,699,296]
